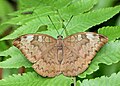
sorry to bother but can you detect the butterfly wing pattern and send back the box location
[62,32,108,76]
[13,32,108,77]
[13,34,61,77]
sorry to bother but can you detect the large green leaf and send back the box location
[66,5,120,35]
[0,16,62,41]
[0,72,73,86]
[1,2,120,41]
[6,6,55,25]
[98,26,120,41]
[60,0,98,17]
[78,72,120,86]
[93,0,116,9]
[19,0,72,10]
[0,46,32,68]
[33,0,72,9]
[8,0,98,25]
[18,0,41,9]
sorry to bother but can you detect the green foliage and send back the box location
[77,72,120,86]
[66,5,120,35]
[0,0,13,52]
[1,0,120,40]
[0,0,120,86]
[58,0,98,16]
[0,0,13,34]
[98,26,120,41]
[0,46,32,68]
[0,72,73,86]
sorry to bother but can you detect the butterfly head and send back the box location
[57,35,63,39]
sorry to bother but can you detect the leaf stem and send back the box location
[73,77,76,86]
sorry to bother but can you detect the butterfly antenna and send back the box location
[60,15,73,35]
[57,10,67,35]
[48,15,60,35]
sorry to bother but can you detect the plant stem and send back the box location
[73,77,76,86]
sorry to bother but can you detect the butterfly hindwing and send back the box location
[62,32,108,76]
[32,46,61,77]
[61,46,88,76]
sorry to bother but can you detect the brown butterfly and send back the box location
[13,32,108,77]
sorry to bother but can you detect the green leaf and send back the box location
[19,0,72,10]
[6,6,54,25]
[116,16,120,26]
[60,0,98,16]
[79,41,120,78]
[66,5,120,35]
[8,0,98,24]
[0,0,13,18]
[0,46,32,68]
[8,0,73,25]
[80,72,120,86]
[1,3,120,40]
[98,26,120,41]
[18,0,41,9]
[1,15,63,41]
[34,0,72,9]
[0,0,13,34]
[0,72,73,86]
[94,0,116,9]
[0,41,8,51]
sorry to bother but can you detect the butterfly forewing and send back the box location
[13,34,56,63]
[62,32,108,76]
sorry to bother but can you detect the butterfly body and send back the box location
[56,35,63,50]
[13,32,108,77]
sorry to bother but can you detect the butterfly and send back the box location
[13,32,108,77]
